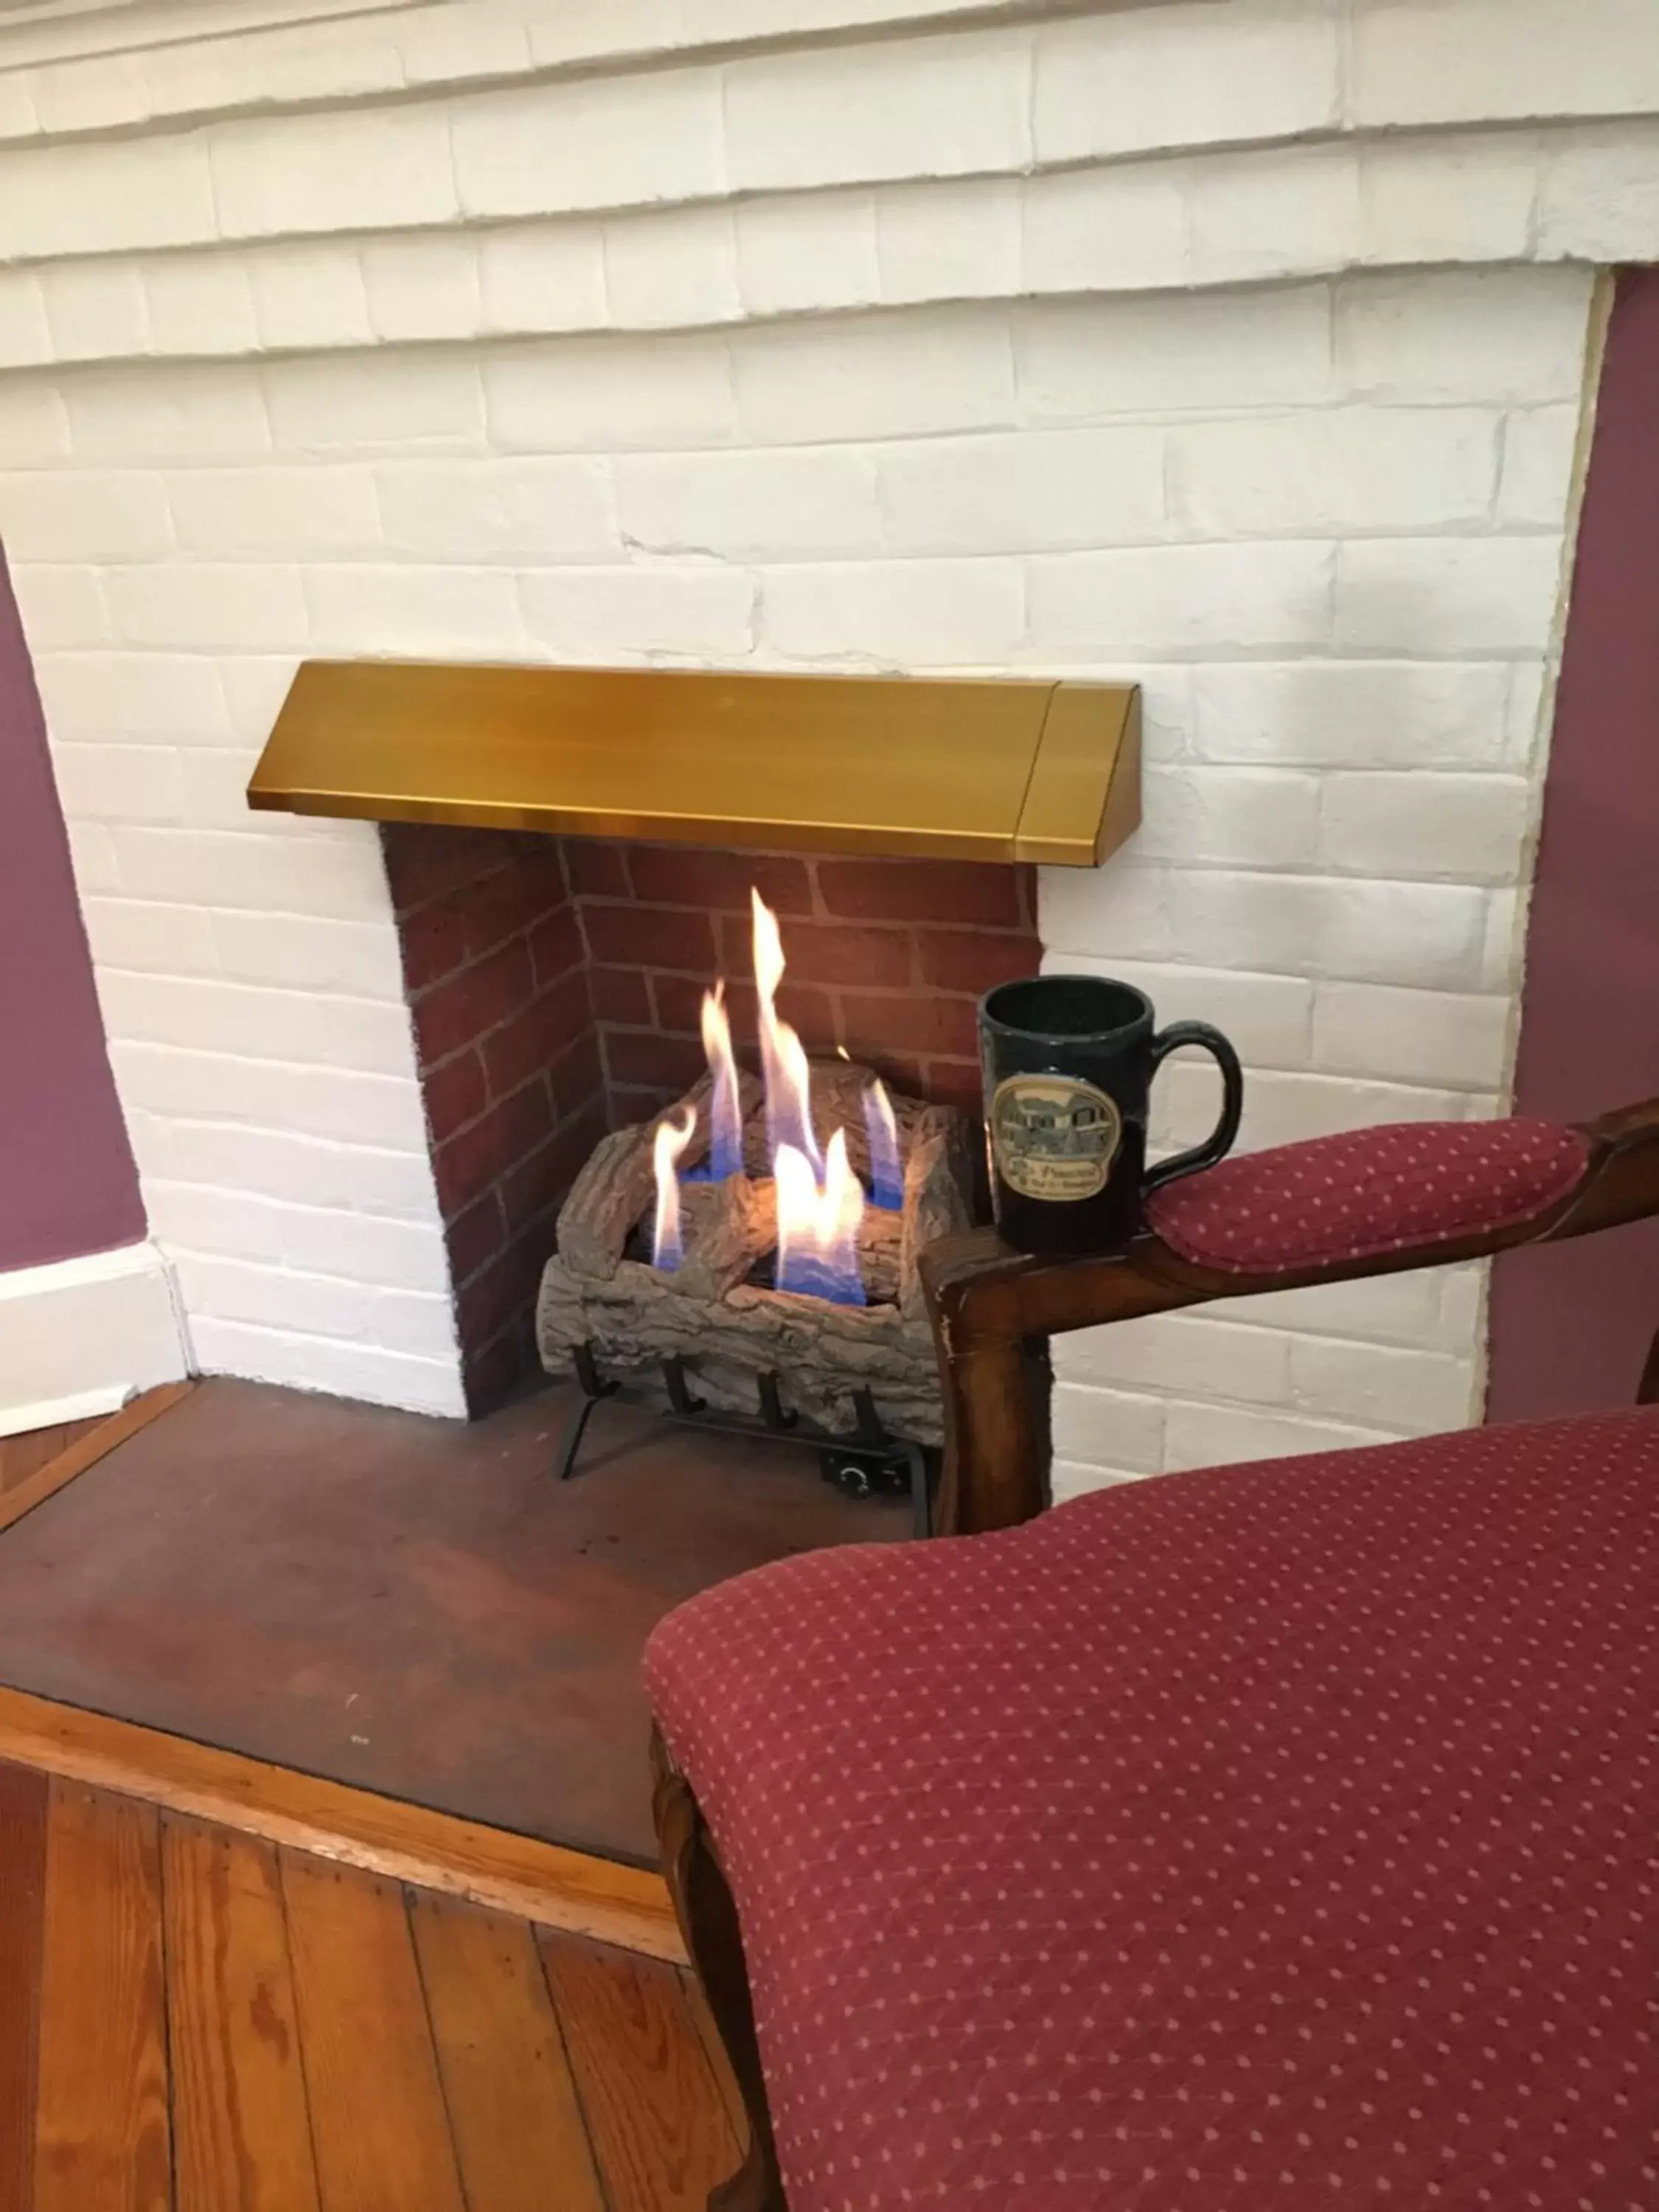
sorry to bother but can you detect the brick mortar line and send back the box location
[442,971,595,1077]
[166,1243,453,1300]
[602,992,992,1045]
[429,1038,603,1175]
[446,1102,607,1315]
[574,891,1035,916]
[403,889,577,961]
[436,1069,605,1185]
[390,852,525,919]
[583,947,1037,992]
[394,855,521,904]
[411,945,590,1077]
[192,1321,457,1368]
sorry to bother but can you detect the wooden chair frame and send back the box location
[653,1095,1659,2211]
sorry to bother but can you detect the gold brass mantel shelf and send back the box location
[246,661,1141,869]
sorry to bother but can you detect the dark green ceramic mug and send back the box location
[979,975,1244,1256]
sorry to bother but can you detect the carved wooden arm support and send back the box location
[921,1097,1659,1536]
[650,1728,785,2211]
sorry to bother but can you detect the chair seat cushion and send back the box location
[646,1410,1659,2212]
[1146,1117,1587,1275]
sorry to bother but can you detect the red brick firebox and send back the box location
[383,826,1040,1413]
[382,825,605,1413]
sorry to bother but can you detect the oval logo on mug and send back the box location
[991,1074,1124,1203]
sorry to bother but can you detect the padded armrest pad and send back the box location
[1146,1116,1589,1276]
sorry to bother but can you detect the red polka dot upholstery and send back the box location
[647,1410,1659,2212]
[1146,1117,1587,1276]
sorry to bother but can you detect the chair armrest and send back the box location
[921,1096,1659,1535]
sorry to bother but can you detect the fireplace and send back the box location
[248,660,1141,1421]
[383,825,1035,1416]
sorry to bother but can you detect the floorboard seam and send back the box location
[274,1841,327,2212]
[156,1814,179,2212]
[402,1882,476,2212]
[535,1932,620,2212]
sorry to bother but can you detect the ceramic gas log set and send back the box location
[536,891,976,1506]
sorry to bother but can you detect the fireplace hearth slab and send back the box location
[247,660,1140,867]
[0,1376,905,1867]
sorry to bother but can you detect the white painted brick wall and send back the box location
[377,457,617,565]
[761,559,1024,666]
[737,191,881,317]
[1318,773,1534,883]
[0,472,174,562]
[301,565,522,656]
[734,311,1016,442]
[1027,542,1335,658]
[361,235,483,346]
[877,428,1165,554]
[1335,538,1567,655]
[1498,407,1582,529]
[2,122,1655,376]
[168,467,382,560]
[248,246,373,353]
[879,178,1020,303]
[1348,0,1659,129]
[7,566,110,652]
[1,0,1644,1448]
[1032,1,1338,166]
[60,366,270,462]
[478,226,608,336]
[142,256,260,357]
[1189,663,1526,771]
[1168,410,1500,537]
[518,566,758,661]
[1022,167,1188,297]
[1359,133,1539,265]
[616,448,880,561]
[1016,286,1335,420]
[451,67,723,222]
[40,260,151,361]
[725,29,1031,190]
[263,354,485,456]
[485,334,735,453]
[1187,146,1363,287]
[0,269,49,367]
[212,106,459,239]
[603,206,741,332]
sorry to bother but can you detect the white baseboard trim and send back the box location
[0,1382,137,1441]
[0,1242,192,1433]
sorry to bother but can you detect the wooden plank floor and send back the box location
[0,1759,742,2212]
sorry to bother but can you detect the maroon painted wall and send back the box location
[0,548,147,1271]
[1487,268,1659,1420]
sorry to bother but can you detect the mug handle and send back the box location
[1141,1021,1244,1192]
